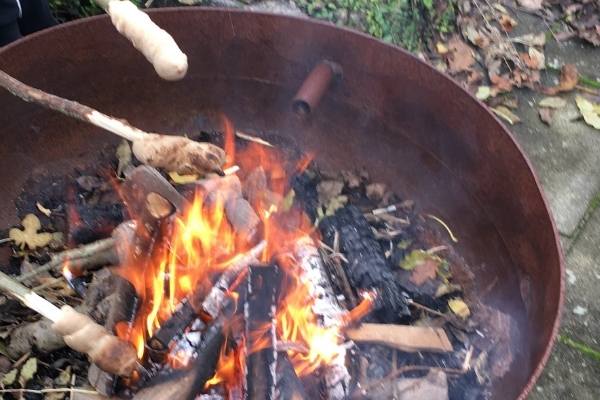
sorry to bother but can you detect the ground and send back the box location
[41,0,600,398]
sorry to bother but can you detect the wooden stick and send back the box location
[0,271,137,376]
[0,70,225,175]
[345,323,453,353]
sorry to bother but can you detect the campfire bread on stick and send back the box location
[0,70,225,175]
[0,271,138,377]
[95,0,188,80]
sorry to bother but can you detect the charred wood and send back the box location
[148,241,266,352]
[275,353,306,400]
[319,205,410,321]
[122,166,189,215]
[133,318,225,400]
[245,264,280,400]
[68,203,124,245]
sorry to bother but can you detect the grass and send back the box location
[559,335,600,362]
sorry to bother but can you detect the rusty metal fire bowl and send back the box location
[0,8,563,400]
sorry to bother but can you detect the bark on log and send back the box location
[122,166,189,215]
[133,318,225,400]
[245,265,280,400]
[276,353,307,400]
[319,205,410,321]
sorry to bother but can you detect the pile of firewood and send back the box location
[0,131,517,400]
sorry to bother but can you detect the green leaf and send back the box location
[399,249,430,270]
[18,357,37,386]
[281,190,296,212]
[397,239,412,250]
[1,369,17,386]
[422,0,433,10]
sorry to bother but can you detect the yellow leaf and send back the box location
[448,298,471,319]
[9,214,60,250]
[18,357,37,386]
[575,96,600,130]
[169,171,199,184]
[1,369,17,386]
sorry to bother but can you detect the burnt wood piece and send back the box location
[319,205,410,321]
[68,203,124,245]
[132,317,225,400]
[148,241,265,352]
[276,352,307,400]
[246,264,280,400]
[122,165,189,215]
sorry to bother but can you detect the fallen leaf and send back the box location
[435,283,462,298]
[340,170,361,188]
[9,214,62,250]
[545,64,578,95]
[54,366,71,386]
[410,258,439,286]
[517,0,543,11]
[317,180,344,205]
[538,107,555,125]
[76,175,105,192]
[448,298,471,319]
[1,368,17,385]
[539,97,567,108]
[18,357,37,386]
[36,202,51,217]
[499,14,517,32]
[476,86,491,100]
[491,106,521,124]
[324,195,348,216]
[399,249,442,272]
[365,183,386,201]
[447,35,475,73]
[511,32,546,47]
[397,239,412,250]
[281,190,295,212]
[116,139,132,178]
[436,42,448,55]
[169,171,199,184]
[521,48,545,70]
[575,96,600,129]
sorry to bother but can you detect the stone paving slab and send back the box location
[530,208,600,399]
[508,14,600,236]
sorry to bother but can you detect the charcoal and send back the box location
[319,205,409,321]
[68,203,124,245]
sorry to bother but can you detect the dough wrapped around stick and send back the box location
[52,305,138,377]
[101,0,188,80]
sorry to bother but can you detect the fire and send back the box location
[110,124,369,391]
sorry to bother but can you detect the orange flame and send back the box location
[111,120,363,388]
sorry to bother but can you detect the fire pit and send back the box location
[0,8,563,400]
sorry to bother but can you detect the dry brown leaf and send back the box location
[544,64,579,95]
[539,97,567,108]
[499,14,517,32]
[9,214,62,250]
[365,183,387,201]
[538,107,555,125]
[492,106,521,125]
[520,48,545,70]
[410,258,439,286]
[575,96,600,130]
[317,180,344,204]
[517,0,543,11]
[447,35,475,73]
[436,42,448,55]
[511,32,546,47]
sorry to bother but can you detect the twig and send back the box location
[17,238,115,283]
[425,214,458,243]
[576,85,599,95]
[409,299,449,319]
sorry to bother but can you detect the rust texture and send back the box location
[0,9,563,400]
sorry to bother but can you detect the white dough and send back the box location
[107,1,188,80]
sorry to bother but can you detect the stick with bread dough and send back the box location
[0,70,225,175]
[96,0,188,81]
[0,271,138,377]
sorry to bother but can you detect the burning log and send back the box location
[197,175,260,240]
[133,318,226,400]
[293,236,350,400]
[0,70,225,175]
[345,323,453,353]
[148,241,266,352]
[0,271,138,376]
[275,353,307,400]
[68,202,125,245]
[243,167,282,210]
[319,205,410,321]
[245,264,280,400]
[123,166,189,214]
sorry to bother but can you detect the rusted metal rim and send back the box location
[0,9,564,398]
